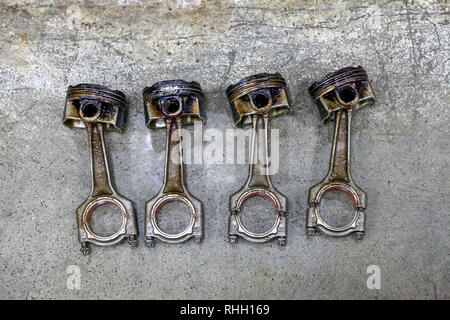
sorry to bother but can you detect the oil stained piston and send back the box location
[307,66,375,239]
[63,84,138,255]
[143,80,204,246]
[226,73,291,246]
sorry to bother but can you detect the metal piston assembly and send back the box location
[226,73,291,245]
[306,66,375,239]
[63,84,138,255]
[143,80,204,246]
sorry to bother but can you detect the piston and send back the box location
[143,80,204,246]
[307,66,375,238]
[63,84,138,255]
[226,73,291,245]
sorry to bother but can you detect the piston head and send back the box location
[226,73,291,127]
[309,66,375,123]
[63,84,127,131]
[143,80,204,129]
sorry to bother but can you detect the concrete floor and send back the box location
[0,0,448,299]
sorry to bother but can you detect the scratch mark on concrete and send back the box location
[405,0,418,79]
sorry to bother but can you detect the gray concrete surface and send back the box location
[0,0,448,299]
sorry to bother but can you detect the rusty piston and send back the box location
[63,84,138,255]
[226,73,291,246]
[307,66,375,239]
[143,80,204,246]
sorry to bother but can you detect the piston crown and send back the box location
[143,80,204,129]
[226,73,291,127]
[63,84,127,131]
[309,66,375,123]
